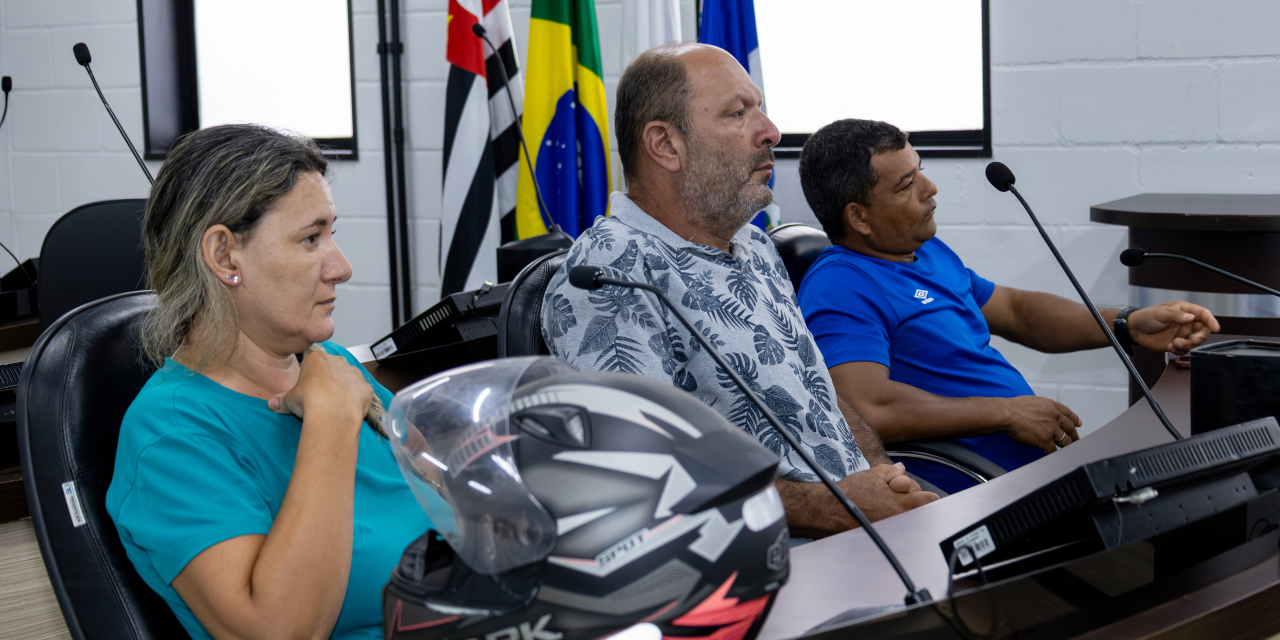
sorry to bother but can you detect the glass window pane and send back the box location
[194,0,354,139]
[756,0,984,135]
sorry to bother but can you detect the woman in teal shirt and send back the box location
[105,124,431,640]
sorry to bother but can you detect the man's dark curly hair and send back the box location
[798,119,908,240]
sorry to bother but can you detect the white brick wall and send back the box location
[2,0,1277,433]
[774,0,1280,434]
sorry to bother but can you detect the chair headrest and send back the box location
[498,249,570,357]
[39,199,147,330]
[769,223,832,292]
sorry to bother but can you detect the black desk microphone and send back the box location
[72,43,154,185]
[569,265,933,605]
[1120,248,1280,299]
[985,162,1182,441]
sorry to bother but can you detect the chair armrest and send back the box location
[885,440,1008,483]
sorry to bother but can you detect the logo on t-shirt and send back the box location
[914,289,935,305]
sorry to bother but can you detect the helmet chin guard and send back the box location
[388,358,571,576]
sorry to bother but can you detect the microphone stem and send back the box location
[84,64,154,185]
[475,30,560,236]
[1145,253,1280,298]
[1008,186,1182,441]
[598,275,932,605]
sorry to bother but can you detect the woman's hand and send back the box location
[268,348,372,430]
[174,348,372,640]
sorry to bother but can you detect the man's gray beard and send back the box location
[677,140,774,241]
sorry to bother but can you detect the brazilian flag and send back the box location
[518,0,612,239]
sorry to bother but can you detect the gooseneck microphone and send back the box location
[470,23,562,238]
[985,162,1182,441]
[569,265,933,605]
[0,76,11,131]
[72,43,154,185]
[1120,248,1280,298]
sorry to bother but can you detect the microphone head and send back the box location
[73,43,92,66]
[1,76,10,93]
[471,23,488,38]
[568,266,604,290]
[985,162,1016,192]
[1119,248,1147,267]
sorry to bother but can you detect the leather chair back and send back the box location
[40,199,148,330]
[768,222,832,293]
[497,249,569,357]
[18,291,190,639]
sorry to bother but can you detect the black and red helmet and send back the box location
[384,357,789,640]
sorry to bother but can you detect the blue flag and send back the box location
[699,0,774,231]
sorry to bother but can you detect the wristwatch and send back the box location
[1113,306,1138,354]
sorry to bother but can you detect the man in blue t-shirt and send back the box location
[795,119,1220,495]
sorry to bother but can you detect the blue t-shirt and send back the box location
[105,341,431,640]
[798,238,1044,494]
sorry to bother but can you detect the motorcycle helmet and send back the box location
[383,357,790,640]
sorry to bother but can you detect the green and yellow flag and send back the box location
[518,0,612,238]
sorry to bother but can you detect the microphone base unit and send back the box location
[811,481,1280,637]
[0,260,39,326]
[0,258,37,292]
[941,416,1280,576]
[370,282,509,365]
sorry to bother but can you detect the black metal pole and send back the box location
[389,0,413,322]
[1009,186,1182,441]
[1143,253,1280,298]
[376,0,402,328]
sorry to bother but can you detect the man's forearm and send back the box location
[999,289,1118,353]
[775,479,858,538]
[838,397,892,465]
[833,363,1012,443]
[775,468,937,539]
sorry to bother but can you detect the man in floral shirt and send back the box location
[541,43,937,538]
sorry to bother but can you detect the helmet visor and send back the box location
[387,357,561,575]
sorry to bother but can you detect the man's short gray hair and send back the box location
[614,43,701,181]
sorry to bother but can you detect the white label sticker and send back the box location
[953,525,995,566]
[372,338,398,360]
[61,481,86,528]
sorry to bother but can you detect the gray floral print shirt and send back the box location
[542,192,869,481]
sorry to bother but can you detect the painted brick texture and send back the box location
[1,0,1276,433]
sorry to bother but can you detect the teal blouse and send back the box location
[106,341,431,640]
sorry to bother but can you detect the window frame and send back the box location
[769,0,991,160]
[136,0,359,160]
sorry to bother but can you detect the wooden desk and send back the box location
[758,362,1280,639]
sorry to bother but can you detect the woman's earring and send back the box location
[231,274,240,285]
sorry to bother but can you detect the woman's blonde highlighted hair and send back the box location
[141,124,327,371]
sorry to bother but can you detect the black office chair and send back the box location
[768,222,833,293]
[768,223,1008,491]
[497,249,569,357]
[18,291,191,640]
[39,199,148,330]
